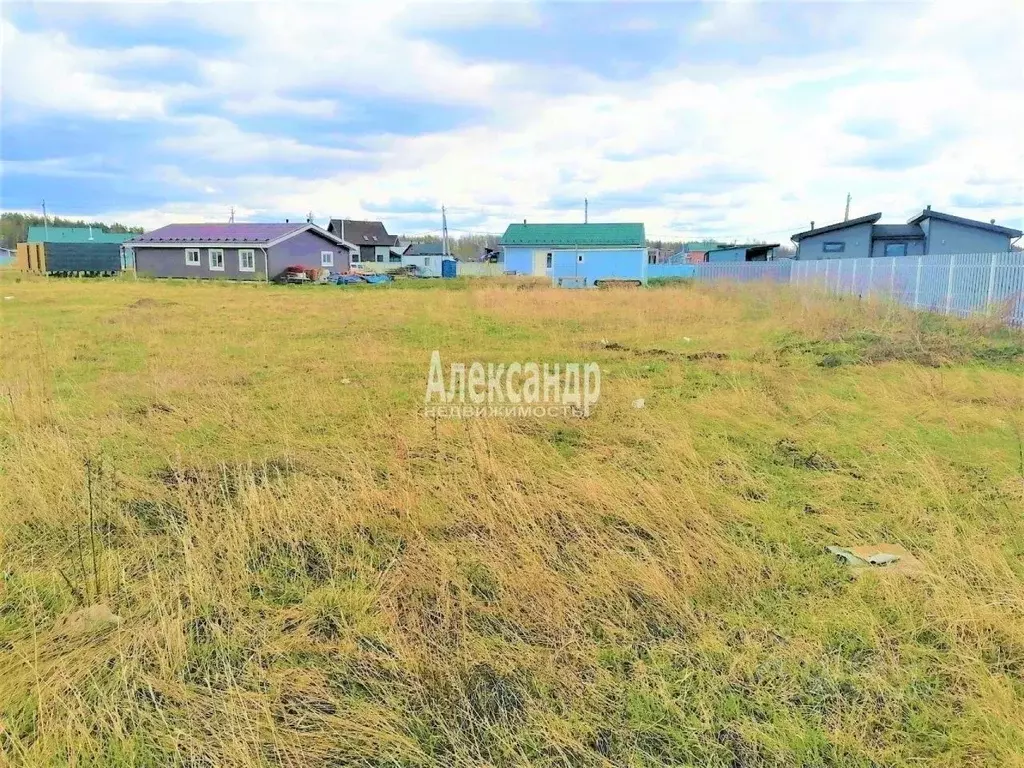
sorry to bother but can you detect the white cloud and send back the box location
[4,1,1023,238]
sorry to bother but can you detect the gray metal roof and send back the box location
[907,209,1022,237]
[791,213,882,242]
[871,224,925,240]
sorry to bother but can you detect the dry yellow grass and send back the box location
[1,274,1023,766]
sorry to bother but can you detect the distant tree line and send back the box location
[1,212,143,250]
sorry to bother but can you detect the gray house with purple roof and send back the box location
[128,222,355,281]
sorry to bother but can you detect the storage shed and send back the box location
[501,222,647,286]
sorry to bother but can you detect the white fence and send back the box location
[692,260,792,284]
[685,253,1024,326]
[790,253,1024,326]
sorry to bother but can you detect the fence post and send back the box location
[945,255,956,315]
[986,252,997,312]
[851,259,857,296]
[890,257,896,296]
[913,257,922,308]
[867,258,874,298]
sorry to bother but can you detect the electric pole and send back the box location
[42,200,48,240]
[844,193,851,222]
[441,206,450,258]
[229,206,235,224]
[584,198,588,224]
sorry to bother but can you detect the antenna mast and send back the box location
[584,198,588,224]
[229,206,235,224]
[844,193,851,222]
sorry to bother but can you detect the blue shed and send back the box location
[500,222,647,285]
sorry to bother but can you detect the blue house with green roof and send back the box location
[500,222,647,285]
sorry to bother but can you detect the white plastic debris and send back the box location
[683,337,691,342]
[340,378,351,385]
[3,296,13,301]
[632,398,646,410]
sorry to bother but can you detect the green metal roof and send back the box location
[27,226,133,244]
[501,222,645,248]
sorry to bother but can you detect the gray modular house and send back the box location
[791,207,1022,260]
[129,223,354,280]
[326,219,400,265]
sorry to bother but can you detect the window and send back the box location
[390,252,402,263]
[239,249,255,272]
[424,257,432,267]
[376,252,384,263]
[822,242,846,253]
[546,252,553,268]
[185,248,201,266]
[208,249,224,271]
[577,253,585,263]
[884,242,907,258]
[351,250,361,263]
[321,250,334,267]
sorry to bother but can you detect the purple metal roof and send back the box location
[129,223,307,244]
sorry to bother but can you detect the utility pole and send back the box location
[441,206,450,258]
[42,200,48,240]
[844,193,851,222]
[584,198,588,224]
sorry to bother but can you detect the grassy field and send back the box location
[1,273,1023,767]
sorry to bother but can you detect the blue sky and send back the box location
[1,0,1022,240]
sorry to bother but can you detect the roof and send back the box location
[872,224,925,240]
[327,219,398,246]
[791,213,882,242]
[501,222,645,247]
[27,226,133,244]
[129,223,307,244]
[406,242,446,256]
[908,209,1022,237]
[706,243,780,254]
[684,240,724,252]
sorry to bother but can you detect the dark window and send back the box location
[884,242,907,257]
[822,242,845,253]
[545,252,552,268]
[390,253,402,262]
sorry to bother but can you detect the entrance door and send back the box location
[532,250,548,276]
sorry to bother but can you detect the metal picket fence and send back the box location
[789,252,1024,326]
[691,260,793,284]
[681,253,1023,326]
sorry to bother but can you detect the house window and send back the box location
[546,253,553,268]
[390,252,402,263]
[185,248,200,266]
[376,252,385,263]
[208,249,224,271]
[321,250,334,267]
[884,242,907,258]
[577,253,585,263]
[822,242,845,253]
[239,249,255,272]
[424,257,432,267]
[351,250,361,263]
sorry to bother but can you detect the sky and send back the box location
[1,0,1022,241]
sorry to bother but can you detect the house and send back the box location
[17,226,133,273]
[129,222,353,280]
[501,222,647,285]
[402,242,448,277]
[791,207,1022,260]
[327,219,399,270]
[0,247,14,267]
[666,240,725,264]
[705,243,779,262]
